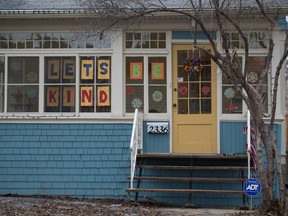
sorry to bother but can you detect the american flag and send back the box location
[243,126,257,178]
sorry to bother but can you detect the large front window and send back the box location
[222,56,268,114]
[1,55,112,115]
[222,31,269,115]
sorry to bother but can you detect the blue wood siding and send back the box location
[220,121,283,198]
[220,122,247,154]
[143,121,170,153]
[0,121,282,205]
[0,123,132,199]
[220,121,282,154]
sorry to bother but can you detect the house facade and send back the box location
[0,0,287,207]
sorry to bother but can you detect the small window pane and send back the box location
[34,33,43,48]
[0,41,8,49]
[178,99,188,114]
[148,57,166,84]
[189,99,199,114]
[96,85,111,112]
[150,41,157,48]
[134,33,141,40]
[190,83,199,98]
[8,57,39,84]
[159,41,166,48]
[149,86,166,113]
[126,57,144,85]
[159,33,166,40]
[126,41,133,48]
[150,33,157,40]
[80,85,94,112]
[126,85,144,113]
[96,56,111,83]
[259,32,268,49]
[142,41,149,48]
[249,33,258,49]
[222,87,242,114]
[201,99,211,114]
[126,32,133,40]
[8,85,39,112]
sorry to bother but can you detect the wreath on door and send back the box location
[184,57,203,77]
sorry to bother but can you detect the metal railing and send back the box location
[129,109,143,189]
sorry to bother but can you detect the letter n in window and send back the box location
[81,86,93,106]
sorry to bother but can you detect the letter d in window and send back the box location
[97,86,110,106]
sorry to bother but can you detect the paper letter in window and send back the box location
[97,86,110,106]
[48,60,60,80]
[63,86,75,106]
[98,59,110,80]
[63,59,75,80]
[151,62,164,80]
[130,62,142,80]
[81,60,93,80]
[81,86,93,106]
[47,86,59,106]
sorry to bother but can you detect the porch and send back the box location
[127,153,253,208]
[127,109,256,207]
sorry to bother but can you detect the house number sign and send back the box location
[147,122,169,134]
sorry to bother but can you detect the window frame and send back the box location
[123,30,170,119]
[0,32,112,50]
[0,53,114,118]
[221,51,270,119]
[125,31,167,49]
[124,54,168,115]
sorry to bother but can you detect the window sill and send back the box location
[0,113,134,123]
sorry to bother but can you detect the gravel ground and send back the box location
[0,195,263,216]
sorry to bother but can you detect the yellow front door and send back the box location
[172,44,217,154]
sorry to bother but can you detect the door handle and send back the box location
[173,103,177,107]
[174,88,177,92]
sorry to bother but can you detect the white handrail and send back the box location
[129,109,143,189]
[247,110,251,179]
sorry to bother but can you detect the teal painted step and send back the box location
[128,154,260,207]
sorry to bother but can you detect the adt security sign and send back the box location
[243,178,261,197]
